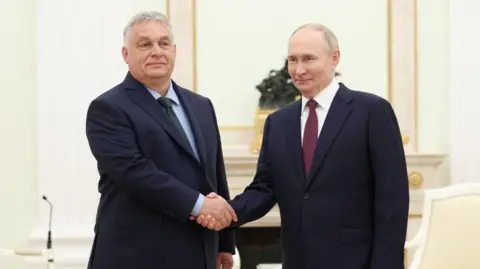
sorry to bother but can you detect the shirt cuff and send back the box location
[191,193,205,217]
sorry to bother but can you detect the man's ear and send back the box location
[121,47,128,64]
[332,48,340,67]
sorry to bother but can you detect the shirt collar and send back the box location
[146,81,179,105]
[301,78,339,111]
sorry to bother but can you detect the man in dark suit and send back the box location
[195,23,409,269]
[85,11,237,269]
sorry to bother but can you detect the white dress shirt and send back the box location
[300,78,340,144]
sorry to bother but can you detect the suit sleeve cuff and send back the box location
[191,193,205,216]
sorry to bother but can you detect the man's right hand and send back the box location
[194,193,237,231]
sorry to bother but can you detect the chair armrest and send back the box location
[405,235,422,249]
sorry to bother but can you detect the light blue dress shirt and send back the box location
[146,82,205,216]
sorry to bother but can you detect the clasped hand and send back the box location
[190,193,237,231]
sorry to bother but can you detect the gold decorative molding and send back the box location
[402,134,410,145]
[166,0,170,18]
[389,0,419,153]
[387,0,393,102]
[413,0,419,151]
[408,171,423,189]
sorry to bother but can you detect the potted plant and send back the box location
[256,59,300,109]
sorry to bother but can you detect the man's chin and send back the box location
[296,87,315,95]
[145,70,169,79]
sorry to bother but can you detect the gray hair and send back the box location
[123,11,174,46]
[291,23,339,53]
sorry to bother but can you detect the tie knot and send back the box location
[306,99,318,109]
[157,97,173,109]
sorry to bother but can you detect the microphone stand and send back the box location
[42,195,55,269]
[0,197,56,268]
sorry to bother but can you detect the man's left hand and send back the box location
[216,252,234,269]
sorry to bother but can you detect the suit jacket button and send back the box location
[303,194,310,200]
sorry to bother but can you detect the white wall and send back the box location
[449,0,480,183]
[417,0,450,153]
[0,0,37,268]
[196,0,388,127]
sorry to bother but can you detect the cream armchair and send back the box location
[404,183,480,269]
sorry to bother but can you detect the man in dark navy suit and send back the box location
[195,23,410,269]
[85,11,237,269]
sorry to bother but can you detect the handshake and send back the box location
[190,193,237,231]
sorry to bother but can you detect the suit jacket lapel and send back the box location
[305,85,354,189]
[284,100,307,183]
[122,73,198,163]
[173,82,208,167]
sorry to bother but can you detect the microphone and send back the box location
[42,195,53,250]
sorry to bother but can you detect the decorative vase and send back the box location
[249,108,276,154]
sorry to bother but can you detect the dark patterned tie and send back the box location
[157,97,190,144]
[303,99,318,175]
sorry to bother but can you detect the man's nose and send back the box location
[296,64,306,74]
[151,43,163,55]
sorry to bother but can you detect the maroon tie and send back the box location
[303,99,318,175]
